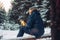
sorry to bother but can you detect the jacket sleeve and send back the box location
[25,13,35,29]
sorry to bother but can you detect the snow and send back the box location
[0,27,51,40]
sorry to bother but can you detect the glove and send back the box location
[20,20,26,26]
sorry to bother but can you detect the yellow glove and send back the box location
[20,20,26,26]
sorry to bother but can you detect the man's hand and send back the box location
[20,20,26,26]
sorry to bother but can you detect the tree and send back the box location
[50,0,60,40]
[0,0,50,30]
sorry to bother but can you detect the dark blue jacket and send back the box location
[17,10,44,38]
[25,10,44,38]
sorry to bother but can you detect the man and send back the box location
[17,7,44,39]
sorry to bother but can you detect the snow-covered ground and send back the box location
[0,27,51,40]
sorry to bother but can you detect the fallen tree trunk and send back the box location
[3,34,51,40]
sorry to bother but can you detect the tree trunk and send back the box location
[50,0,60,40]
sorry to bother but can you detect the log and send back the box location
[3,34,51,40]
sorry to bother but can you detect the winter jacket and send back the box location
[24,10,44,38]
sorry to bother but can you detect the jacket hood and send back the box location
[32,10,40,15]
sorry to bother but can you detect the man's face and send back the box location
[29,10,32,15]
